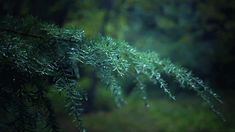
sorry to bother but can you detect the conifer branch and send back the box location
[0,16,225,131]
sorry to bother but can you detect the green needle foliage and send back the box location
[0,16,224,131]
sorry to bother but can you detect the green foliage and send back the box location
[0,16,224,131]
[83,97,224,132]
[0,16,85,131]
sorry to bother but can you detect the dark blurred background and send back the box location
[1,0,235,131]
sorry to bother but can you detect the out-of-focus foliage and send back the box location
[83,96,225,132]
[0,15,224,131]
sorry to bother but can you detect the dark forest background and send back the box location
[1,0,235,131]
